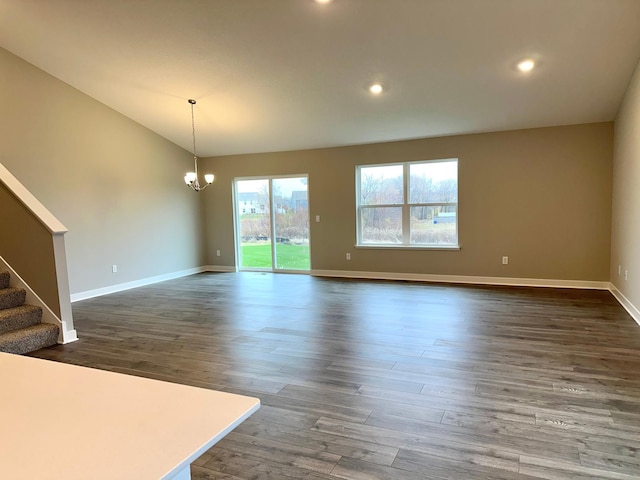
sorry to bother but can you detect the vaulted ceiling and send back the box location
[2,0,640,156]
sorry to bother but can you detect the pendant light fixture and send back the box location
[184,99,214,191]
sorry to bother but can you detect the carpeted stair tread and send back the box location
[0,271,9,289]
[0,271,59,354]
[0,304,43,335]
[0,287,27,310]
[0,323,59,355]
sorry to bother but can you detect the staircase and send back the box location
[0,271,59,354]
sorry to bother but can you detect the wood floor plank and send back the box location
[393,448,538,479]
[520,454,640,480]
[579,449,640,477]
[331,456,446,480]
[230,414,399,466]
[28,272,640,479]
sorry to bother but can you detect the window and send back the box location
[356,159,458,247]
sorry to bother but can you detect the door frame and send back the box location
[233,174,311,273]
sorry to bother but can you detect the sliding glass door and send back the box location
[236,179,272,268]
[235,176,310,272]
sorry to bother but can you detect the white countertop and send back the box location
[0,352,260,480]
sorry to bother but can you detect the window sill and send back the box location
[355,244,460,251]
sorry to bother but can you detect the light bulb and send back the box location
[184,172,197,184]
[204,174,214,184]
[369,83,383,94]
[517,59,535,72]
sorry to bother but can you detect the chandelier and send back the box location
[184,99,214,191]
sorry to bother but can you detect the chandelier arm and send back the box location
[188,182,209,192]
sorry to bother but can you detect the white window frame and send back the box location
[356,158,459,249]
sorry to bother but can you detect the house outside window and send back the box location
[356,159,458,247]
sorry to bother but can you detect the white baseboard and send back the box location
[310,269,610,290]
[61,329,79,344]
[70,267,207,302]
[608,284,640,326]
[203,265,237,273]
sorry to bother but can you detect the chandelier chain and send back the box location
[191,101,198,159]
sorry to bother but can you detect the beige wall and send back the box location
[0,48,205,295]
[0,44,617,293]
[0,184,60,314]
[611,57,640,308]
[202,123,613,282]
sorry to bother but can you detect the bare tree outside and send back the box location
[359,165,403,243]
[359,160,458,245]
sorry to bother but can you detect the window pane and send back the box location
[410,206,457,245]
[409,161,457,203]
[361,207,402,244]
[360,165,403,205]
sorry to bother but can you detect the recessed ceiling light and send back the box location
[369,83,384,95]
[517,59,535,72]
[315,0,332,4]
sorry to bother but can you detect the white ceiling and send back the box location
[2,0,640,157]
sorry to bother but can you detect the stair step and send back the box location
[0,271,9,289]
[0,287,27,310]
[0,323,59,355]
[0,304,43,335]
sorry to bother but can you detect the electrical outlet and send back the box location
[625,270,628,281]
[112,264,118,273]
[502,256,509,265]
[216,250,221,257]
[315,215,321,222]
[346,253,351,260]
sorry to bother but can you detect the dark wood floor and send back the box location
[30,273,640,479]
